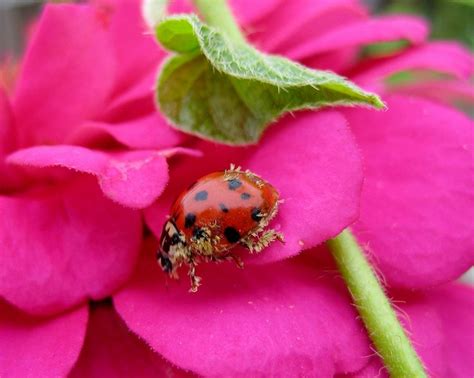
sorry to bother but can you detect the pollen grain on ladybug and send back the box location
[157,165,284,292]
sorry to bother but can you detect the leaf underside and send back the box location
[156,15,385,145]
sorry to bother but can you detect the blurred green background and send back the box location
[372,0,473,49]
[1,0,473,57]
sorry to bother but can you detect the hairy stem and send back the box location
[327,229,427,378]
[193,0,246,44]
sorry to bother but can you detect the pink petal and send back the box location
[428,284,474,376]
[397,294,446,377]
[0,90,15,154]
[250,0,366,55]
[8,145,109,175]
[145,111,363,264]
[8,145,173,208]
[0,300,88,377]
[347,305,443,378]
[114,241,373,377]
[345,95,474,288]
[86,0,164,112]
[167,0,194,15]
[167,0,283,33]
[169,0,283,26]
[350,284,474,377]
[229,0,283,25]
[303,49,362,73]
[105,68,156,112]
[98,152,169,209]
[355,42,474,86]
[0,178,141,315]
[348,360,387,378]
[289,15,428,60]
[95,0,162,98]
[70,303,194,378]
[70,114,185,150]
[13,4,115,146]
[389,80,474,110]
[0,89,23,191]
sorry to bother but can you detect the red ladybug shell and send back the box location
[170,170,279,253]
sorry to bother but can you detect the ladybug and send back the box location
[157,165,284,292]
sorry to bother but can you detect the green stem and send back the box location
[193,0,246,44]
[327,229,427,378]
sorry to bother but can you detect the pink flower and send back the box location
[0,0,472,377]
[0,0,200,316]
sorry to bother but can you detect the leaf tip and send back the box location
[371,95,387,110]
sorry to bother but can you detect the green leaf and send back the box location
[156,15,385,145]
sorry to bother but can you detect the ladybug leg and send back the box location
[241,229,284,253]
[221,254,244,269]
[209,254,244,269]
[187,258,202,293]
[227,254,244,269]
[170,270,180,280]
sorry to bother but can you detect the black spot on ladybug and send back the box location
[219,203,229,213]
[195,190,208,201]
[184,213,196,228]
[193,227,207,240]
[251,207,263,222]
[228,179,242,190]
[240,192,251,200]
[224,227,241,243]
[170,233,181,245]
[159,255,172,273]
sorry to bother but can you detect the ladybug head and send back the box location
[157,220,186,276]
